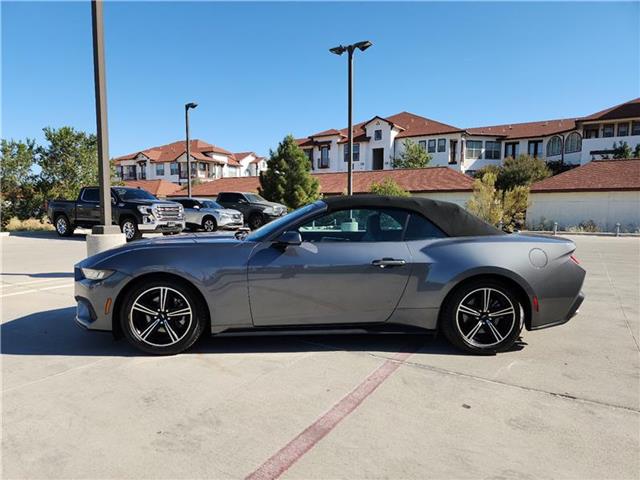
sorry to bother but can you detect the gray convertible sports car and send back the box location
[74,195,585,355]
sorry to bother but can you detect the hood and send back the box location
[200,207,242,216]
[78,233,241,268]
[121,199,180,207]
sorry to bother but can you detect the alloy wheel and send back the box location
[56,217,67,234]
[203,219,216,232]
[128,286,193,348]
[455,287,516,348]
[122,221,136,240]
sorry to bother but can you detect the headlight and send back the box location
[81,268,114,281]
[138,205,152,215]
[263,207,274,215]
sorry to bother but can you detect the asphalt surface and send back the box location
[1,231,639,479]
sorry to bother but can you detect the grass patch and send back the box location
[3,217,54,232]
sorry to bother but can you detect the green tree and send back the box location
[392,139,432,169]
[494,154,551,191]
[37,127,100,200]
[259,135,320,209]
[612,141,633,159]
[501,185,530,232]
[634,144,640,158]
[466,173,503,226]
[369,178,410,197]
[0,139,40,227]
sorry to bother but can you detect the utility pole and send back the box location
[185,102,198,197]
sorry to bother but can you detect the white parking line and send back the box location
[0,284,73,298]
[0,277,72,288]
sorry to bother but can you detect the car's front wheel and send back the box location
[248,212,263,230]
[120,279,206,355]
[202,216,217,232]
[441,280,523,355]
[120,218,141,241]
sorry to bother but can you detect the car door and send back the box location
[247,207,412,326]
[177,199,198,225]
[76,188,101,225]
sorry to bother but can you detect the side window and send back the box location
[217,193,232,203]
[81,188,99,202]
[298,208,408,243]
[179,199,195,209]
[404,213,446,241]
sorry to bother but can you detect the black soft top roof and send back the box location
[322,195,503,237]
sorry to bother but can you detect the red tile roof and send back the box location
[168,167,474,197]
[388,112,462,138]
[467,118,578,140]
[233,152,255,161]
[530,159,640,193]
[123,179,183,197]
[114,140,233,164]
[580,98,640,122]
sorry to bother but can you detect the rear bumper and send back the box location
[529,291,584,331]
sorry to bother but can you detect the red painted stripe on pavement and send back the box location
[245,349,415,480]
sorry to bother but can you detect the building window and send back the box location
[304,149,313,169]
[484,141,501,160]
[427,139,436,153]
[632,121,640,136]
[117,166,124,179]
[320,146,330,168]
[564,132,582,153]
[465,140,483,160]
[199,162,207,172]
[617,123,629,136]
[418,140,426,150]
[528,140,543,158]
[374,129,382,141]
[155,163,165,176]
[504,142,519,159]
[603,124,615,138]
[546,136,562,157]
[437,139,446,152]
[170,162,179,176]
[126,165,136,180]
[584,127,599,139]
[344,143,360,162]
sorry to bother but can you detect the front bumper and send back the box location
[74,269,131,332]
[218,216,244,230]
[138,217,185,233]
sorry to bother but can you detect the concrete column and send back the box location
[86,232,126,257]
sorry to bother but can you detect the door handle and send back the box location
[371,258,406,268]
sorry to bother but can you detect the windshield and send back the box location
[246,201,326,242]
[245,193,267,203]
[201,200,222,209]
[113,188,157,201]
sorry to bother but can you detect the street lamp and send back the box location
[185,102,198,197]
[330,40,372,196]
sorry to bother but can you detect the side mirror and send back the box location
[111,197,116,205]
[274,230,302,247]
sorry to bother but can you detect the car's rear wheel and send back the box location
[248,213,263,230]
[120,218,141,241]
[54,215,74,237]
[441,280,523,355]
[202,216,217,232]
[120,279,206,355]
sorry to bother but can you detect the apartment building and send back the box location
[113,140,266,184]
[295,98,640,174]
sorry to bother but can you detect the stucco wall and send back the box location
[527,190,640,232]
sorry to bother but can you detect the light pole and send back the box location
[330,40,372,195]
[185,102,198,197]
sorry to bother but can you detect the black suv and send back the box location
[215,192,287,229]
[47,186,185,241]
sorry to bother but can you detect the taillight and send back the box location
[570,254,580,265]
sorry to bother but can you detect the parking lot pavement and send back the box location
[1,232,639,479]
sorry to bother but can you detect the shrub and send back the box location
[369,178,410,197]
[3,217,54,232]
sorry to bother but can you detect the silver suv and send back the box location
[172,197,243,232]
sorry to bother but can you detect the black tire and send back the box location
[248,212,264,230]
[54,215,74,237]
[441,279,523,355]
[202,216,217,232]
[120,217,141,241]
[119,278,207,355]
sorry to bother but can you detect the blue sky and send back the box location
[3,1,639,158]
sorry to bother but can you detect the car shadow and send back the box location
[1,307,525,357]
